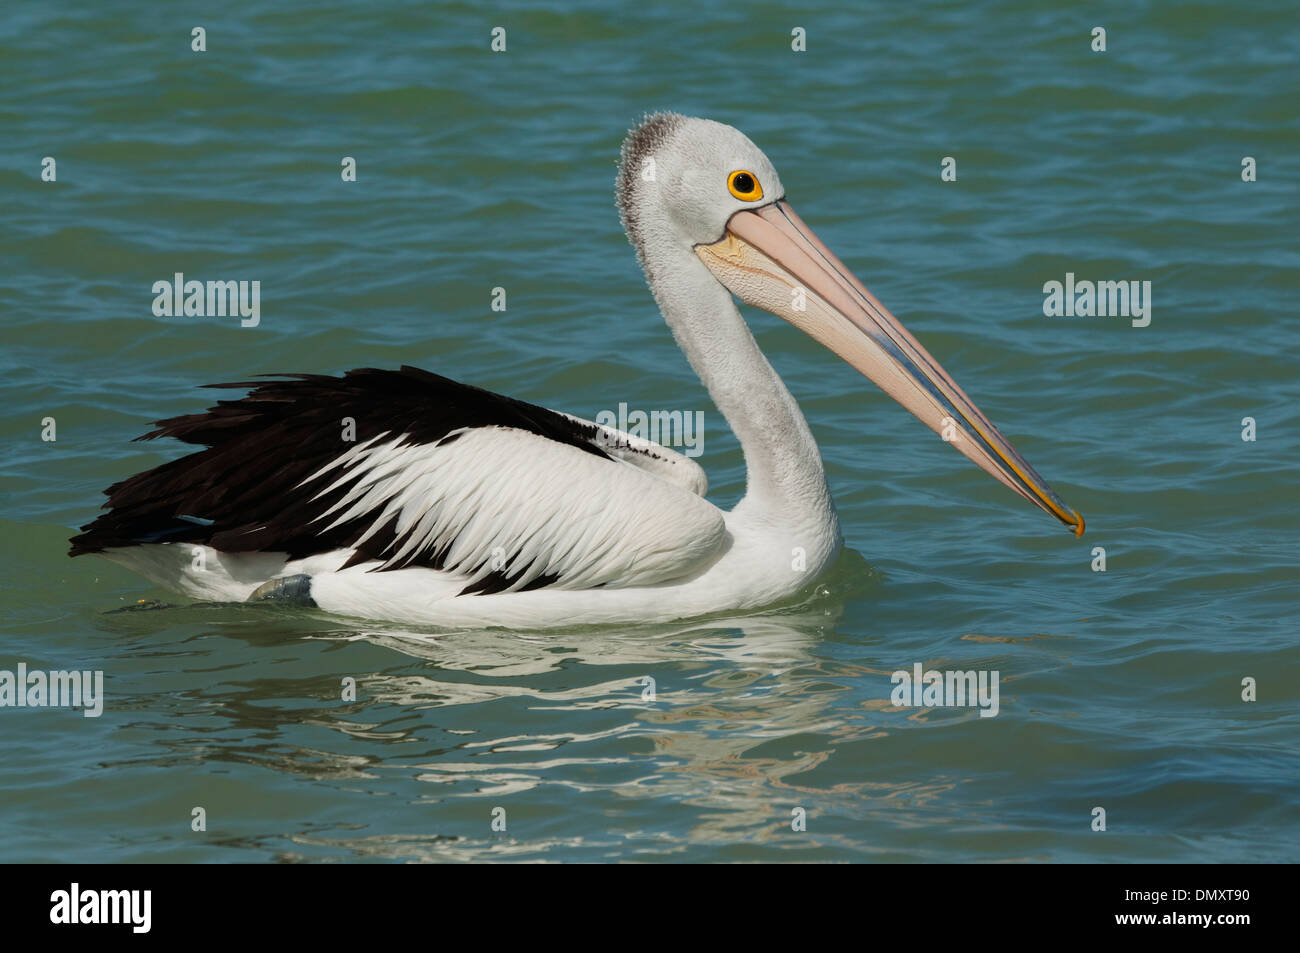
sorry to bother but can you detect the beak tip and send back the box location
[1070,511,1086,537]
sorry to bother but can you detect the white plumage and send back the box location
[303,426,724,590]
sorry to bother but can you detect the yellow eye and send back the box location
[727,170,763,202]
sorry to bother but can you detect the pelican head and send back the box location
[617,112,1084,536]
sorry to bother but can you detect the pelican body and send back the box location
[70,114,1083,629]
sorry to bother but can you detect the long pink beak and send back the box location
[695,200,1084,535]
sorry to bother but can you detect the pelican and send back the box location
[70,113,1084,629]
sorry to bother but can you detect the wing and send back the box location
[69,366,726,595]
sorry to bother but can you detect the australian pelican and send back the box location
[70,113,1084,628]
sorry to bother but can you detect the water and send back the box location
[1,0,1297,862]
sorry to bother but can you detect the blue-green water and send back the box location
[2,1,1297,862]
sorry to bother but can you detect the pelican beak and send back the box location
[695,200,1084,536]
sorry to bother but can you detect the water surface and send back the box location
[1,0,1297,861]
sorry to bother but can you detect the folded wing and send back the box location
[69,366,726,595]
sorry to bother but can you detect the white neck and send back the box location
[641,240,836,528]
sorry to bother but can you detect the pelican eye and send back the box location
[727,170,763,201]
